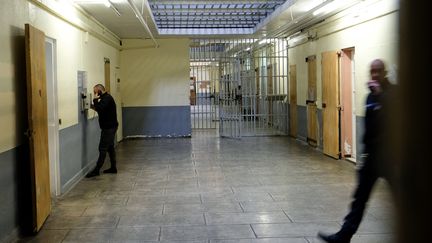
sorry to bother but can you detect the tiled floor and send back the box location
[19,131,395,243]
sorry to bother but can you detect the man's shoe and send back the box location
[85,170,100,178]
[317,231,351,243]
[103,168,117,174]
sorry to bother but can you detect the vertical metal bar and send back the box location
[192,43,195,129]
[204,39,210,129]
[198,41,202,129]
[194,42,196,130]
[208,40,210,129]
[206,39,210,129]
[201,41,204,129]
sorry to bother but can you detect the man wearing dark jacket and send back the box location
[86,84,119,178]
[318,59,394,243]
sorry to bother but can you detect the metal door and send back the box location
[219,58,241,138]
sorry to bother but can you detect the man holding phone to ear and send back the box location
[86,84,119,178]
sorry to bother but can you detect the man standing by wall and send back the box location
[86,84,119,178]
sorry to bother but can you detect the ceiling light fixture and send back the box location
[313,0,342,16]
[72,0,110,6]
[72,0,121,16]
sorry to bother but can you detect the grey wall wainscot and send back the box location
[317,109,323,149]
[0,145,32,240]
[122,106,192,138]
[59,79,103,194]
[59,115,100,193]
[297,105,307,141]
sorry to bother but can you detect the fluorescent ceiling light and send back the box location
[72,0,110,7]
[259,39,271,45]
[287,34,308,46]
[298,0,327,12]
[313,0,342,16]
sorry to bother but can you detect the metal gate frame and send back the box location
[190,38,289,138]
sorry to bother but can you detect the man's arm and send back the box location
[92,96,110,112]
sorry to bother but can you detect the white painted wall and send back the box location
[0,0,122,153]
[288,0,399,116]
[120,39,190,107]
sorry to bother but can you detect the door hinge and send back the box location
[24,129,33,138]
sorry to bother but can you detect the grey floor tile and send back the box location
[356,220,395,234]
[161,225,255,241]
[44,216,119,229]
[127,194,202,205]
[205,212,291,225]
[251,222,341,238]
[240,201,285,212]
[50,205,87,217]
[307,233,394,243]
[62,228,113,242]
[366,206,396,221]
[17,229,68,243]
[164,202,242,214]
[284,207,346,222]
[62,227,159,242]
[21,131,396,242]
[83,205,163,216]
[211,238,308,243]
[118,213,205,226]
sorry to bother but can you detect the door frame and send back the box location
[340,48,356,161]
[45,37,61,196]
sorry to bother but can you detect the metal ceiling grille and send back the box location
[148,1,288,29]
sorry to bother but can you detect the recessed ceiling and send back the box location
[148,0,288,29]
[72,0,362,38]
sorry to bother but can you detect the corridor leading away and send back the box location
[20,132,394,243]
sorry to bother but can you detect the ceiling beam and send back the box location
[151,8,274,13]
[148,0,285,4]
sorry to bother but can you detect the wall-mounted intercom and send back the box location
[78,70,92,116]
[81,89,91,111]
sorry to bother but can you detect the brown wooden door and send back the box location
[341,48,354,158]
[289,65,297,137]
[25,23,51,232]
[104,58,110,92]
[322,50,341,159]
[306,56,318,147]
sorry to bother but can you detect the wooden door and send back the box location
[322,50,341,159]
[289,65,297,137]
[341,49,354,158]
[104,58,110,92]
[306,56,318,147]
[25,23,51,232]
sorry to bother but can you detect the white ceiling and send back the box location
[73,0,360,39]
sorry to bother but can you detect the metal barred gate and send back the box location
[190,38,289,138]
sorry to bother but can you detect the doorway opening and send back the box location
[45,37,60,196]
[341,48,356,161]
